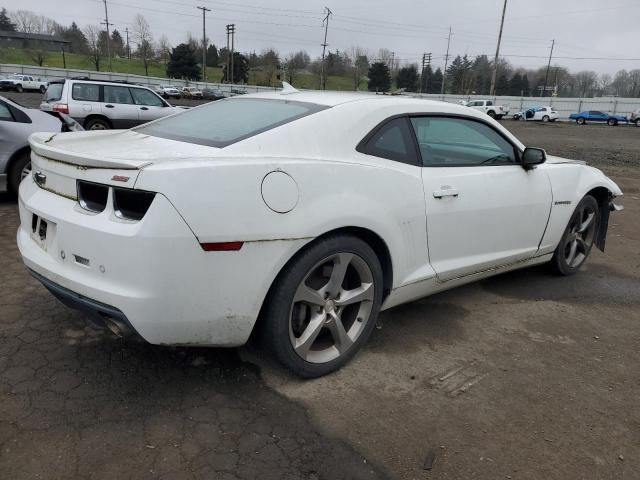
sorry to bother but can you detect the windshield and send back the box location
[44,82,63,102]
[135,98,327,147]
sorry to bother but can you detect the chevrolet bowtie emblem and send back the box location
[34,171,46,187]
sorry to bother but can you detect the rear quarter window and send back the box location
[72,83,100,102]
[135,98,327,147]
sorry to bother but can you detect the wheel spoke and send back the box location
[293,284,325,306]
[293,313,325,358]
[325,253,352,297]
[336,282,373,306]
[326,311,353,354]
[578,212,595,233]
[576,237,588,254]
[566,239,578,266]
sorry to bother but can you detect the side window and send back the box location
[468,101,479,107]
[72,83,100,102]
[410,117,517,167]
[0,101,14,121]
[486,101,493,106]
[104,85,134,104]
[358,117,418,165]
[130,88,165,107]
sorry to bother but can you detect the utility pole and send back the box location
[101,0,113,72]
[320,7,332,90]
[230,24,235,84]
[390,51,395,72]
[541,39,555,97]
[489,0,508,97]
[441,26,452,95]
[419,52,431,93]
[124,27,130,60]
[197,6,211,82]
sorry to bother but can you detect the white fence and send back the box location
[3,63,640,119]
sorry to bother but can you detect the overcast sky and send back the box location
[8,0,640,74]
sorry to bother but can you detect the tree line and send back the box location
[2,7,640,97]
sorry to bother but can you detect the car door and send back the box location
[101,85,140,129]
[411,115,552,281]
[70,83,100,122]
[130,87,172,124]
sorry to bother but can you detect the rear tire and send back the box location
[84,117,111,130]
[15,84,23,93]
[542,115,550,122]
[262,234,384,378]
[487,110,496,119]
[8,150,30,195]
[550,195,599,276]
[39,85,46,93]
[607,118,617,126]
[635,119,640,127]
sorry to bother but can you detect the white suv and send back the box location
[41,78,186,130]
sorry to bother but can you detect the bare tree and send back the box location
[30,41,47,66]
[84,24,102,71]
[133,14,154,76]
[574,70,598,98]
[599,74,612,96]
[260,48,279,86]
[157,34,171,65]
[350,46,369,90]
[10,10,59,34]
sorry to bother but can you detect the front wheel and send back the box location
[551,195,599,276]
[8,150,31,195]
[15,84,23,93]
[39,85,46,93]
[635,119,640,127]
[607,118,617,126]
[262,234,384,378]
[487,110,496,119]
[576,117,586,125]
[542,115,550,122]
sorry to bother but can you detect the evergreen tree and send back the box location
[429,68,443,94]
[508,72,523,96]
[206,44,219,67]
[62,22,88,54]
[111,30,125,57]
[420,64,433,93]
[367,62,391,92]
[222,52,249,83]
[446,55,473,94]
[166,43,202,80]
[471,55,492,94]
[0,8,16,31]
[396,65,419,92]
[495,73,509,95]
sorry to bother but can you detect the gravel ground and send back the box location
[1,90,639,479]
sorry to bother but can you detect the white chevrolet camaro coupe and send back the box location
[17,88,623,377]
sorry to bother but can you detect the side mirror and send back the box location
[522,147,546,169]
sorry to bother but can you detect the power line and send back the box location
[196,6,211,82]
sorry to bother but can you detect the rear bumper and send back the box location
[17,175,308,346]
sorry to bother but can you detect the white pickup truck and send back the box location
[464,99,510,119]
[0,74,48,93]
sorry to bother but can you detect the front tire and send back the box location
[15,84,23,93]
[607,118,617,126]
[487,110,496,119]
[262,234,384,378]
[39,85,46,93]
[551,195,599,276]
[542,115,550,122]
[576,117,586,125]
[635,119,640,127]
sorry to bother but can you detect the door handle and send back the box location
[105,104,114,108]
[433,188,459,199]
[140,106,149,110]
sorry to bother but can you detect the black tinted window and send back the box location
[135,98,325,148]
[410,117,516,166]
[72,83,100,102]
[359,117,417,165]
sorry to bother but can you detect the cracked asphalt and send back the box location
[0,197,385,479]
[1,100,639,479]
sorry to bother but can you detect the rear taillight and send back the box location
[52,103,69,114]
[77,181,108,213]
[113,187,155,221]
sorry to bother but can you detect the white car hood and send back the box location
[29,130,218,170]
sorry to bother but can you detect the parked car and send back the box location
[40,78,186,130]
[464,99,510,119]
[630,109,640,127]
[154,85,181,99]
[513,106,559,122]
[0,74,48,93]
[18,90,623,378]
[0,95,82,195]
[181,86,203,99]
[202,87,225,101]
[569,110,627,126]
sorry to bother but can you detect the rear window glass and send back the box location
[135,98,326,147]
[44,82,63,102]
[72,83,100,102]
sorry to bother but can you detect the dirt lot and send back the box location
[1,94,639,479]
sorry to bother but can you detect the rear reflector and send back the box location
[200,242,244,252]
